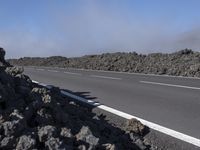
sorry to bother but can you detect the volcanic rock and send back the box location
[9,48,200,78]
[0,47,153,149]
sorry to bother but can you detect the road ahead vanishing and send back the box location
[24,66,200,140]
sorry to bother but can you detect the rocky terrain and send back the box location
[1,47,156,149]
[9,49,200,78]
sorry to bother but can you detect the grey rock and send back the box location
[6,66,24,76]
[42,94,52,103]
[101,143,117,150]
[0,114,4,123]
[9,109,24,120]
[35,108,54,125]
[76,126,99,146]
[60,127,72,138]
[78,145,87,150]
[0,136,15,149]
[129,132,140,142]
[16,135,36,150]
[45,137,65,150]
[124,118,146,135]
[3,120,25,137]
[38,125,57,142]
[135,139,147,150]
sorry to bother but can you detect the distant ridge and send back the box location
[8,49,200,78]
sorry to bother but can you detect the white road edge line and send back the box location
[31,79,200,147]
[64,71,82,76]
[140,80,200,90]
[47,70,59,73]
[90,75,122,80]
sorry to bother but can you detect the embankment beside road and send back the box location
[9,49,200,78]
[1,47,155,149]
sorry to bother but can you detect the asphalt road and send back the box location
[24,66,200,140]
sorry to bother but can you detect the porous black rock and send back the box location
[0,47,11,68]
[16,135,36,150]
[76,126,99,147]
[1,47,153,149]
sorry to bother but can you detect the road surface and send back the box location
[24,66,200,140]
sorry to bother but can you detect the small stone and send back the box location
[102,143,117,150]
[6,66,24,76]
[0,136,15,149]
[38,125,57,142]
[125,118,146,135]
[3,120,24,136]
[42,94,51,103]
[16,135,36,150]
[10,109,24,120]
[78,145,86,150]
[135,139,147,150]
[76,126,99,146]
[45,137,65,150]
[60,127,72,138]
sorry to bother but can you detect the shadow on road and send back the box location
[34,83,150,149]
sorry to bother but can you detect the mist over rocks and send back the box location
[0,47,156,149]
[9,49,200,78]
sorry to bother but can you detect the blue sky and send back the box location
[0,0,200,58]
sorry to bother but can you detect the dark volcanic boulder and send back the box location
[0,47,6,62]
[16,135,36,150]
[76,126,99,148]
[0,47,11,68]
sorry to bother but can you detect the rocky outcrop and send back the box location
[1,47,154,149]
[9,48,200,78]
[0,47,11,69]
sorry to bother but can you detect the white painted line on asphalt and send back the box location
[64,71,82,76]
[98,105,200,147]
[140,80,200,90]
[47,70,59,73]
[25,66,200,80]
[32,80,39,84]
[90,75,122,80]
[68,67,200,80]
[36,68,45,71]
[32,79,200,147]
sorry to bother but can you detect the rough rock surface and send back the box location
[9,48,200,78]
[1,47,154,149]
